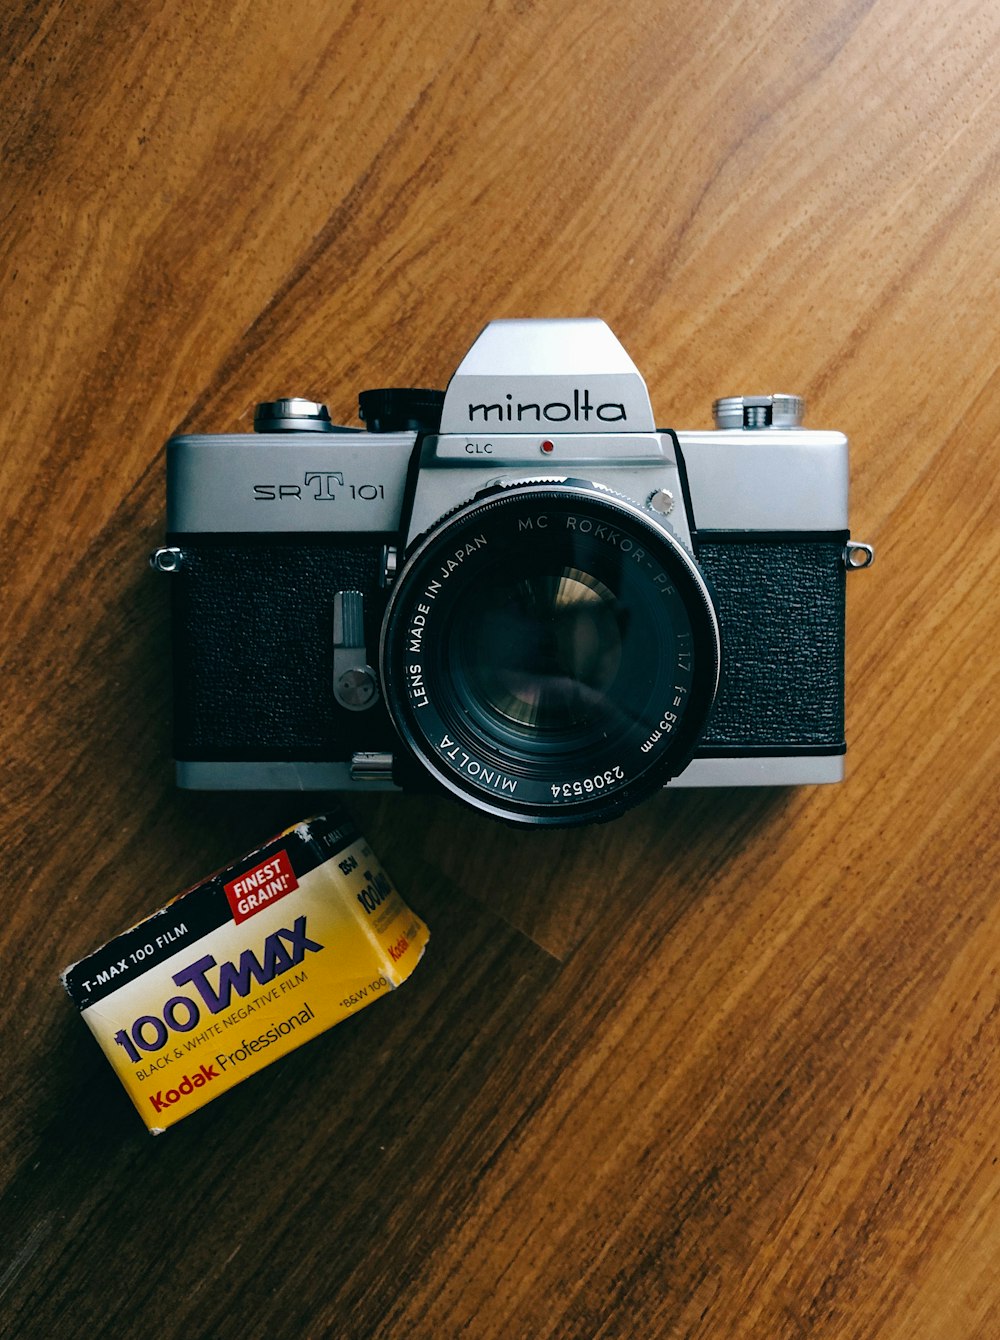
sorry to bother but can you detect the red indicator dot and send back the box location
[541,440,555,453]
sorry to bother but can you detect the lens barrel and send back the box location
[381,480,720,825]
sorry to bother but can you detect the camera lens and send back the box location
[454,566,623,734]
[381,481,720,825]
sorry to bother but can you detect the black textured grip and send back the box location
[695,534,847,751]
[171,531,847,764]
[169,535,394,758]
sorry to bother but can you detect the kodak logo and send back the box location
[149,1064,218,1113]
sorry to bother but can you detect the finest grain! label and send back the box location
[224,849,299,923]
[61,811,429,1133]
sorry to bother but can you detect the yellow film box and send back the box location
[61,810,429,1133]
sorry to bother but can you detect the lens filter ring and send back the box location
[381,480,720,825]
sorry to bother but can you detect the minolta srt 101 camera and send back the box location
[153,318,873,826]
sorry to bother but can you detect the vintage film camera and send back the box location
[152,319,873,825]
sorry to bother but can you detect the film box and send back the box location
[61,811,429,1133]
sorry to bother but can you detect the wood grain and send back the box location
[2,0,999,1335]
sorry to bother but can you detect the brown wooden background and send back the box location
[2,0,999,1336]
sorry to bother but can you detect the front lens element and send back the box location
[455,566,622,732]
[381,482,720,824]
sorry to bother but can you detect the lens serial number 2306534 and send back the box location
[551,766,625,800]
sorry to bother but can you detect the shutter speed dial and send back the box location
[712,395,804,429]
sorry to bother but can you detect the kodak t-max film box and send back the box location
[61,810,429,1133]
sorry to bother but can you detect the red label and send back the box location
[224,849,299,924]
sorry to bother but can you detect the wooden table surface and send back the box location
[3,1,999,1336]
